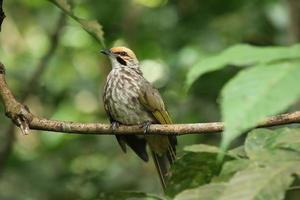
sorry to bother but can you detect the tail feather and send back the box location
[116,134,177,191]
[116,135,149,162]
[151,151,169,191]
[167,145,176,164]
[151,141,176,191]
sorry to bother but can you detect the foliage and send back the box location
[186,44,300,89]
[98,191,164,200]
[186,44,300,152]
[49,0,105,47]
[172,128,300,200]
[221,61,300,151]
[0,0,300,199]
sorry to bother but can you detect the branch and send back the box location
[1,62,300,135]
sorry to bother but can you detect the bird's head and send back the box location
[101,47,139,69]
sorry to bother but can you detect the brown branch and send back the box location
[1,62,300,135]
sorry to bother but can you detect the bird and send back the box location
[101,46,177,190]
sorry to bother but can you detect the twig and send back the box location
[1,62,300,135]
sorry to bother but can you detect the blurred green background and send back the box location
[0,0,299,199]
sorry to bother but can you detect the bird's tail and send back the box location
[151,140,176,191]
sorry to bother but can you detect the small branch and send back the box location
[26,111,300,135]
[0,64,33,135]
[1,62,300,135]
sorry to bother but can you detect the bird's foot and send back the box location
[140,121,152,134]
[111,121,120,132]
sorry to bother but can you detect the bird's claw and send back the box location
[111,121,120,132]
[140,121,152,134]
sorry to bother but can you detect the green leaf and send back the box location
[174,183,226,200]
[245,128,300,162]
[220,62,300,151]
[186,43,300,89]
[228,146,247,158]
[219,163,299,200]
[215,159,251,182]
[271,128,300,152]
[49,0,105,46]
[184,144,245,159]
[166,152,229,197]
[184,144,220,153]
[98,192,164,200]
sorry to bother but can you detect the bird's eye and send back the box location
[119,51,127,56]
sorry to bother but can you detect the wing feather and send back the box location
[138,82,172,125]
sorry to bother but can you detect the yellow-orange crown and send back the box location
[110,47,137,61]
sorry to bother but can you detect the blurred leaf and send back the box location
[245,128,300,162]
[272,128,300,152]
[219,163,299,200]
[184,144,245,159]
[216,159,250,182]
[98,192,164,200]
[49,0,105,46]
[174,183,226,200]
[220,62,300,151]
[184,144,220,153]
[186,44,300,89]
[228,146,247,158]
[167,152,231,197]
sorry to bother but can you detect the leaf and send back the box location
[184,144,220,153]
[219,163,299,200]
[271,128,300,152]
[166,152,230,197]
[77,18,105,45]
[215,159,251,182]
[186,43,300,89]
[174,183,226,200]
[184,144,245,159]
[245,128,300,162]
[228,146,247,158]
[49,0,105,46]
[98,192,164,200]
[220,62,300,151]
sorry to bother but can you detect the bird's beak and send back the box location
[100,49,112,56]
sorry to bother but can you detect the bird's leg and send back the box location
[140,121,152,134]
[111,121,120,132]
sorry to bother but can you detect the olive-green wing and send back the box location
[138,81,177,190]
[138,81,177,154]
[138,82,172,125]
